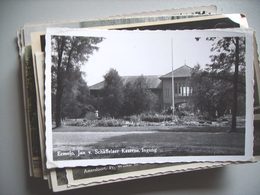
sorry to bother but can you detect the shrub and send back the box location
[139,113,173,122]
[95,118,124,127]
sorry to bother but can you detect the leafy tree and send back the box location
[207,36,245,131]
[190,65,233,119]
[51,36,103,127]
[61,68,94,119]
[191,37,245,131]
[102,69,124,117]
[121,76,159,116]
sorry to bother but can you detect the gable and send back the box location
[159,65,192,79]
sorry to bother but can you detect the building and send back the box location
[159,65,192,108]
[89,65,192,109]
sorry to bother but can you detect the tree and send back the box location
[102,69,124,117]
[51,36,103,127]
[61,68,94,119]
[207,37,245,131]
[121,76,159,116]
[192,36,246,130]
[190,64,233,119]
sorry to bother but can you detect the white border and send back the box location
[45,28,254,168]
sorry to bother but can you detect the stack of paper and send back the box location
[17,5,260,192]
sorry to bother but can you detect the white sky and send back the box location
[80,31,216,86]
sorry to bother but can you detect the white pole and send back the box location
[171,38,175,115]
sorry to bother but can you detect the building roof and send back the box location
[89,75,162,90]
[89,65,192,90]
[159,65,192,79]
[89,81,105,90]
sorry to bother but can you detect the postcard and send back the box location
[21,45,43,176]
[33,51,48,178]
[45,28,254,168]
[21,5,216,46]
[66,162,228,188]
[107,5,216,19]
[50,169,72,192]
[94,14,248,30]
[50,162,228,192]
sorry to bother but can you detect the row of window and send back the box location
[165,86,192,97]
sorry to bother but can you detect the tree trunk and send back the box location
[231,37,239,132]
[55,73,63,127]
[55,37,65,127]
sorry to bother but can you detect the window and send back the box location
[178,86,192,96]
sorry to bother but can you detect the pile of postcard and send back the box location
[17,5,260,192]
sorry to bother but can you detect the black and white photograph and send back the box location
[45,28,254,168]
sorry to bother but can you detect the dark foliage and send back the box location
[191,37,246,127]
[101,68,124,117]
[51,36,103,127]
[121,75,159,116]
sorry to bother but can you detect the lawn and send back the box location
[52,125,245,160]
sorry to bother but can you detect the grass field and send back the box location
[52,125,245,160]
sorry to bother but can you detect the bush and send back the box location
[140,113,173,122]
[95,118,124,127]
[65,119,93,126]
[124,115,140,123]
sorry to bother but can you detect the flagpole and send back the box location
[171,38,175,115]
